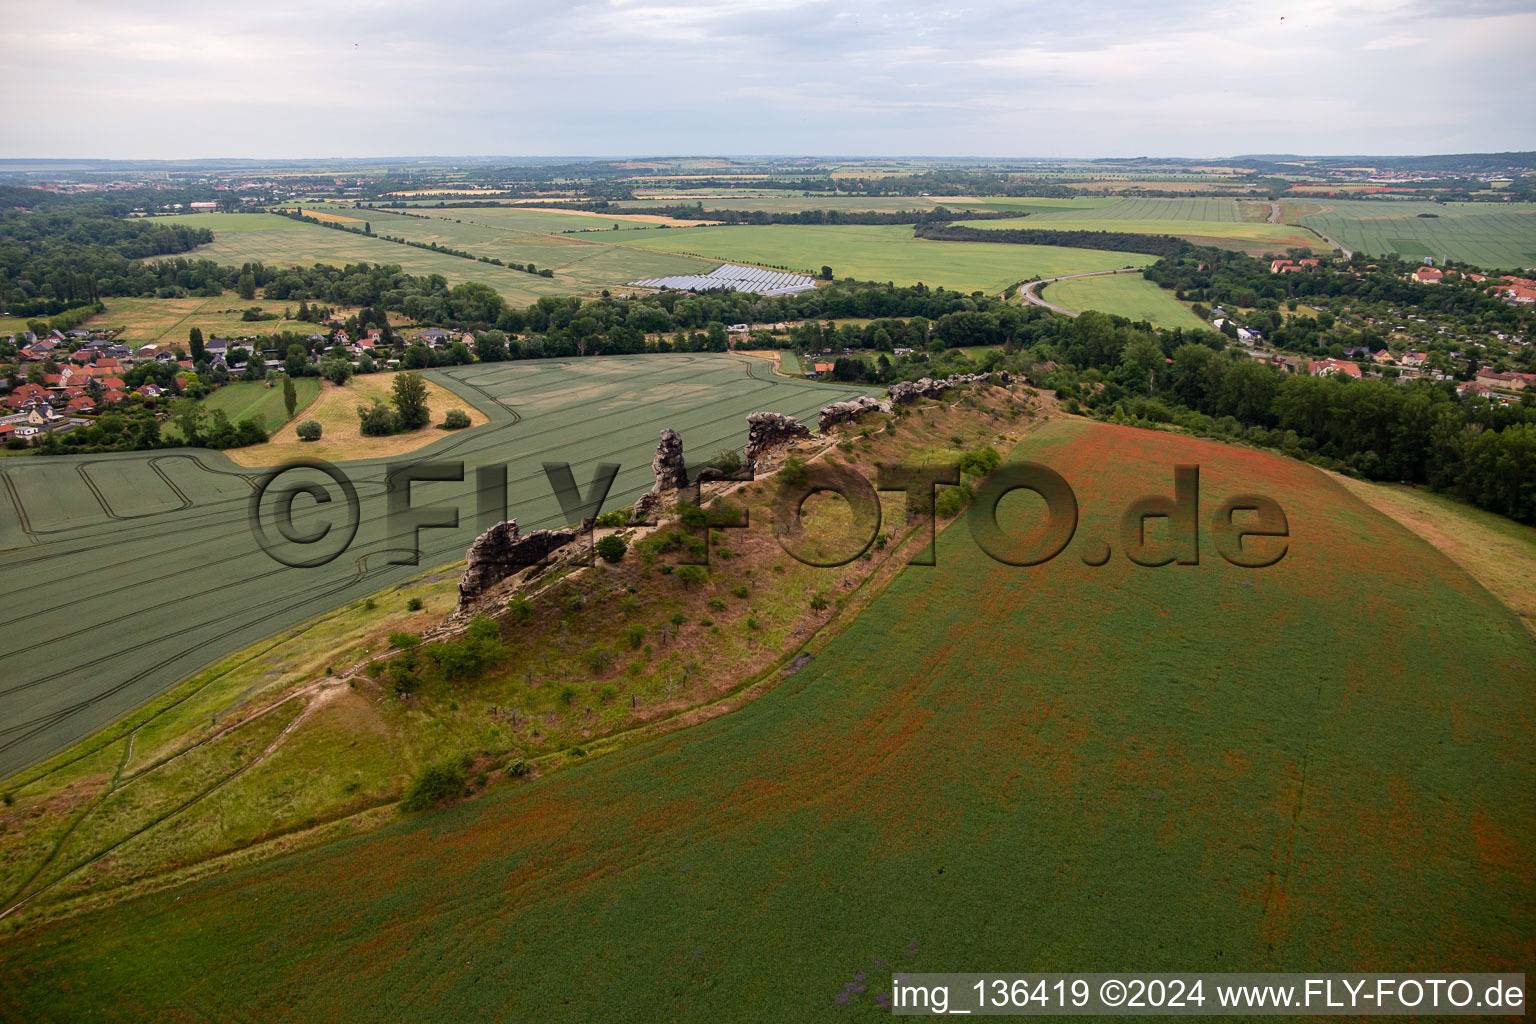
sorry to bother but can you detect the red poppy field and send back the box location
[2,418,1531,1022]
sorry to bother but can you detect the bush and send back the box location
[441,408,471,430]
[583,646,614,673]
[595,534,627,563]
[779,456,809,487]
[935,483,974,518]
[559,684,579,705]
[506,595,533,624]
[678,503,708,529]
[810,594,830,611]
[295,419,322,441]
[707,447,744,475]
[675,564,709,589]
[507,758,531,777]
[407,597,424,611]
[596,509,629,528]
[624,623,646,649]
[358,400,399,436]
[388,631,421,649]
[400,753,471,812]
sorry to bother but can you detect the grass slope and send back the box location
[1042,273,1209,330]
[606,223,1146,293]
[3,420,1529,1021]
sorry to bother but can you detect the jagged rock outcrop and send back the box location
[887,377,951,405]
[631,491,661,523]
[816,395,892,433]
[457,520,576,610]
[744,411,811,466]
[886,372,1007,406]
[652,428,689,491]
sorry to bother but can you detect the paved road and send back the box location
[1017,267,1148,317]
[1267,201,1282,223]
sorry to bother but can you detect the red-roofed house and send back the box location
[1412,267,1443,284]
[100,389,128,404]
[65,395,96,415]
[1398,351,1428,368]
[101,376,126,390]
[1475,368,1527,390]
[1308,358,1362,378]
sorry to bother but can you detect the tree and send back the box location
[188,327,204,363]
[296,419,322,441]
[285,343,308,378]
[391,371,430,430]
[319,358,352,386]
[820,265,834,280]
[441,408,471,429]
[358,400,399,436]
[283,376,297,420]
[237,273,256,300]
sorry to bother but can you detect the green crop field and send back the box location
[3,419,1528,1021]
[196,378,320,431]
[950,197,1322,253]
[605,223,1147,293]
[0,355,878,780]
[1296,200,1536,269]
[1041,273,1209,330]
[277,206,720,293]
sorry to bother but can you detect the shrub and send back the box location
[583,646,614,673]
[400,753,471,812]
[675,564,709,589]
[707,447,744,475]
[357,399,399,436]
[935,482,975,518]
[507,758,531,777]
[559,685,579,705]
[745,615,760,630]
[810,594,830,611]
[441,408,471,430]
[624,623,646,649]
[407,597,424,611]
[436,616,506,680]
[595,534,627,563]
[295,419,323,441]
[388,631,421,649]
[596,509,629,528]
[779,456,809,487]
[678,503,708,529]
[730,585,749,599]
[707,598,726,612]
[506,595,533,624]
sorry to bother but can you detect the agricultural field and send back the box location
[277,206,719,293]
[1041,273,1208,330]
[193,377,320,435]
[2,419,1529,1020]
[1294,200,1536,268]
[31,292,347,347]
[0,354,875,780]
[173,213,590,305]
[950,197,1323,254]
[605,223,1147,293]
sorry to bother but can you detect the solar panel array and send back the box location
[628,264,817,295]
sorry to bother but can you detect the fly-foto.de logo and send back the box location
[247,459,1288,571]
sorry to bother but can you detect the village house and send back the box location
[1412,266,1443,284]
[1308,358,1362,378]
[1398,351,1428,368]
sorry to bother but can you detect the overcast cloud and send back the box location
[4,0,1533,159]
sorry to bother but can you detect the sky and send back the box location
[5,0,1534,160]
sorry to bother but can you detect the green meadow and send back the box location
[605,223,1146,292]
[1041,273,1209,330]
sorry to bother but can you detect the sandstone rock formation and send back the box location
[652,428,689,491]
[457,520,576,610]
[744,411,811,467]
[816,395,892,433]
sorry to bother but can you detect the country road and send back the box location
[1267,200,1282,223]
[1016,266,1148,317]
